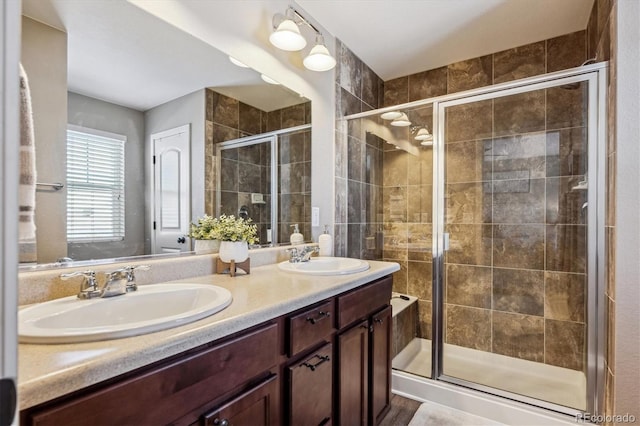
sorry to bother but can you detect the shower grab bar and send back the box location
[36,182,64,190]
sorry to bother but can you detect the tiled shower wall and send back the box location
[277,129,313,243]
[204,89,311,244]
[440,84,589,370]
[339,30,595,367]
[218,143,272,243]
[382,31,591,370]
[334,41,385,257]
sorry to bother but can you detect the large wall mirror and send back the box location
[19,0,311,270]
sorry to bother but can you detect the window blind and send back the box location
[66,126,126,242]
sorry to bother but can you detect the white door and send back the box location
[151,125,190,254]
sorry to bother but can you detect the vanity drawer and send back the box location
[337,275,392,329]
[287,300,335,356]
[26,323,278,426]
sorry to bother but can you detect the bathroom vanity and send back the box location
[18,260,398,426]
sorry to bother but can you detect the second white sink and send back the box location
[19,283,232,344]
[278,257,370,276]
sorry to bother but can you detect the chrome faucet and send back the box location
[287,246,319,263]
[60,265,150,299]
[60,270,101,299]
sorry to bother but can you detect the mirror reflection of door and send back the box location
[152,125,190,254]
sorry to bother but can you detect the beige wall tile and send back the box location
[545,319,585,371]
[445,305,492,351]
[545,272,586,322]
[493,311,544,362]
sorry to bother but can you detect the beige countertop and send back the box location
[18,259,400,410]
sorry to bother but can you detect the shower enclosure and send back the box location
[216,124,312,245]
[341,63,607,418]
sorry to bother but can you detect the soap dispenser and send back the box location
[319,225,333,257]
[290,224,304,245]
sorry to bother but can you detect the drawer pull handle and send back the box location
[213,419,229,426]
[319,416,331,426]
[302,354,330,371]
[306,311,330,325]
[374,318,384,324]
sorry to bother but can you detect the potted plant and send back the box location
[188,214,221,253]
[191,214,258,262]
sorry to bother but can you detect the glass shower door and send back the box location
[435,74,598,412]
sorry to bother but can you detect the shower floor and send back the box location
[392,338,586,410]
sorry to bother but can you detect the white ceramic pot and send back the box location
[218,241,249,263]
[193,239,220,253]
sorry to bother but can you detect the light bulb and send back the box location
[390,113,411,127]
[380,111,402,120]
[303,43,336,72]
[229,56,249,68]
[414,127,432,141]
[261,74,280,85]
[269,19,306,51]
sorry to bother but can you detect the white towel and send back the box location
[19,63,37,241]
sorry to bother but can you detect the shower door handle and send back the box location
[443,233,450,251]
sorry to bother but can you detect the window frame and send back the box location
[66,124,126,243]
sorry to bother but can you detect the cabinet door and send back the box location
[337,320,369,426]
[202,375,279,426]
[288,343,332,426]
[370,306,392,425]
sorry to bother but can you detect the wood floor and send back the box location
[379,394,422,426]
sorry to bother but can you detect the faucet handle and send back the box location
[117,265,150,292]
[60,270,100,299]
[286,247,302,263]
[60,270,95,280]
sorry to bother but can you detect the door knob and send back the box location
[177,236,186,244]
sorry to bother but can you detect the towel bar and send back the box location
[36,182,64,190]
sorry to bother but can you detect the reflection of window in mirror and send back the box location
[66,125,125,244]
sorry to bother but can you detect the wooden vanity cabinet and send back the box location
[336,275,393,426]
[22,324,280,426]
[21,274,393,426]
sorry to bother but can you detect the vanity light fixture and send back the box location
[261,74,280,85]
[390,113,411,127]
[380,110,403,120]
[411,125,434,146]
[270,7,336,72]
[229,56,250,68]
[269,8,307,51]
[303,35,337,72]
[414,127,433,141]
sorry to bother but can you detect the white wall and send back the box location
[1,0,21,422]
[20,16,67,263]
[67,92,146,260]
[128,0,336,242]
[144,89,205,254]
[614,0,640,420]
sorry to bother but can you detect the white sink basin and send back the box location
[19,283,232,344]
[278,257,370,276]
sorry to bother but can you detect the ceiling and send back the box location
[21,0,594,111]
[296,0,594,80]
[21,0,305,112]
